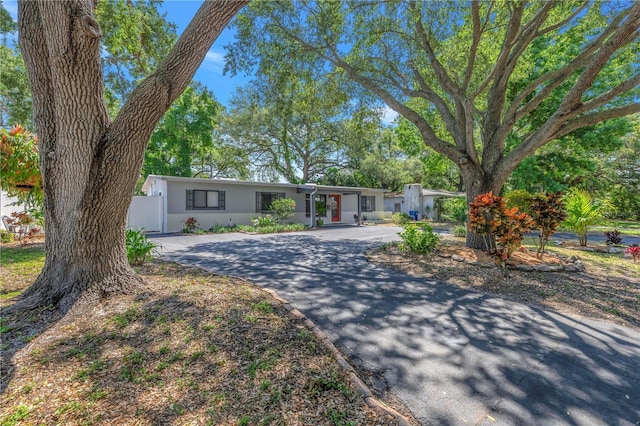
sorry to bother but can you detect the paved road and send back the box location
[152,227,640,426]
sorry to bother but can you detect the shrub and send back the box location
[562,188,611,246]
[182,217,198,233]
[529,192,567,258]
[625,245,640,262]
[125,229,160,266]
[452,225,467,238]
[269,198,296,224]
[0,229,14,243]
[468,192,533,267]
[398,223,440,254]
[209,224,238,233]
[392,212,412,225]
[441,197,468,223]
[6,211,40,246]
[604,230,622,245]
[251,214,278,228]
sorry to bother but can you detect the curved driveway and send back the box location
[152,226,640,426]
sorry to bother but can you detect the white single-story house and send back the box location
[384,184,465,220]
[129,175,389,233]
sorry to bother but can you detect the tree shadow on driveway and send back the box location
[161,233,640,426]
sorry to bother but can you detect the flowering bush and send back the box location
[0,125,42,207]
[182,217,198,233]
[625,245,640,262]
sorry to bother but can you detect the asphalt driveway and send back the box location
[152,227,640,425]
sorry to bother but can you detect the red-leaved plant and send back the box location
[625,245,640,263]
[468,192,534,269]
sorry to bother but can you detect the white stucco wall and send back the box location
[127,196,163,232]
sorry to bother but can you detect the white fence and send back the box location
[127,196,164,233]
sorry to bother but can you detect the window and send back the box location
[361,195,376,212]
[186,190,225,210]
[256,192,286,213]
[305,194,327,217]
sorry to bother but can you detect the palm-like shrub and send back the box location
[562,188,611,246]
[126,229,160,266]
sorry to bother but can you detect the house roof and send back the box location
[141,175,389,194]
[384,189,465,198]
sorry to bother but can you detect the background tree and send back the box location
[143,82,248,179]
[96,0,177,116]
[14,0,248,313]
[220,69,351,183]
[227,1,640,248]
[0,3,31,127]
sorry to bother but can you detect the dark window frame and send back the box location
[305,194,328,217]
[361,195,376,212]
[186,189,226,210]
[256,191,286,214]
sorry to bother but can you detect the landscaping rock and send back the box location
[548,265,564,272]
[567,255,579,263]
[514,264,534,272]
[451,254,466,262]
[579,247,595,252]
[533,264,553,272]
[608,247,624,254]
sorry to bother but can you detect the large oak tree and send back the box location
[14,0,248,312]
[228,0,640,247]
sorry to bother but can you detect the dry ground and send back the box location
[1,251,402,425]
[367,236,640,329]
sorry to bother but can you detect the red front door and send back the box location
[330,194,341,222]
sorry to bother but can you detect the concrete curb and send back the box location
[262,287,414,426]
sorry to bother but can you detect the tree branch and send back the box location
[411,2,461,98]
[551,104,640,140]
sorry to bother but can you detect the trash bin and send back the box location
[409,210,418,221]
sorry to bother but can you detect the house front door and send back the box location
[330,194,341,222]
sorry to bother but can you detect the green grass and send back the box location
[0,245,45,274]
[559,220,640,236]
[0,245,45,298]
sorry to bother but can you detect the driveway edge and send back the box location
[262,287,414,426]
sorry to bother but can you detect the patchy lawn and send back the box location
[369,236,640,329]
[1,245,403,425]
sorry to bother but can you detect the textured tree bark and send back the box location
[15,0,248,313]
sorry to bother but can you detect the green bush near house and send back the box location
[452,225,467,238]
[392,212,412,225]
[269,198,296,224]
[398,223,440,254]
[441,198,468,223]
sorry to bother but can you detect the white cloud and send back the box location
[381,106,399,125]
[203,50,225,74]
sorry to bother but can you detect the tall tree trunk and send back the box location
[14,0,247,313]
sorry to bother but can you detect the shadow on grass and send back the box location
[0,264,380,425]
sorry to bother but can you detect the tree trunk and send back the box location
[14,0,247,313]
[460,162,509,249]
